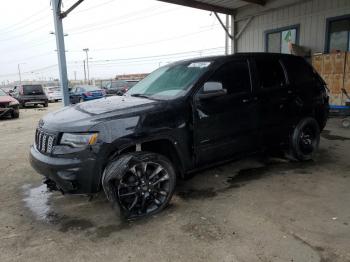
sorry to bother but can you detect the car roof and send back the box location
[170,52,299,66]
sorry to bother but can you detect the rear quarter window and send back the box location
[254,57,286,90]
[282,57,316,86]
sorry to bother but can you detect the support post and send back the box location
[52,0,70,106]
[225,15,230,55]
[231,14,236,54]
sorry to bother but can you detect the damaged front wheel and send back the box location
[102,152,176,219]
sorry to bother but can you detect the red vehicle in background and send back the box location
[0,88,20,119]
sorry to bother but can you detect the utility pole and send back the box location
[17,64,22,85]
[83,48,90,84]
[51,0,85,106]
[83,60,87,83]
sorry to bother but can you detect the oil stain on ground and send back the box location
[322,130,350,141]
[176,188,217,200]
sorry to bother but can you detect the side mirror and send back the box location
[198,82,227,99]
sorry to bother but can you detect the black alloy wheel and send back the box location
[289,117,320,161]
[102,152,176,219]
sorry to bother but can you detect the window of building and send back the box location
[326,15,350,52]
[265,25,299,54]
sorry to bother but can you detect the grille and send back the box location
[35,129,56,154]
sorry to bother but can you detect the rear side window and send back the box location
[22,85,44,95]
[282,57,316,86]
[255,57,286,89]
[208,60,251,94]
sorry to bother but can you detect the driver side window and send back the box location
[206,60,251,95]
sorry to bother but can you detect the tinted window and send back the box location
[282,57,316,86]
[255,58,286,89]
[22,85,44,95]
[207,60,251,94]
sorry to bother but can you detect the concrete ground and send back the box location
[0,103,349,262]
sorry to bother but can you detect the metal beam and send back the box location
[242,0,266,5]
[235,16,253,40]
[214,12,233,40]
[158,0,235,15]
[60,0,85,18]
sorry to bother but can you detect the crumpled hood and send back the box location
[0,95,18,104]
[40,95,158,132]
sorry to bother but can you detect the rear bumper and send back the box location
[29,145,101,194]
[18,98,48,106]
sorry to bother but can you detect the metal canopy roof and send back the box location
[158,0,266,15]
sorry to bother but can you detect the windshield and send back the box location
[0,89,7,96]
[126,61,211,100]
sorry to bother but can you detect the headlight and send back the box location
[60,133,98,147]
[9,101,19,106]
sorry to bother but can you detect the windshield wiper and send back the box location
[130,94,152,99]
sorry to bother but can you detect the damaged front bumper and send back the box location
[0,106,17,117]
[29,145,101,194]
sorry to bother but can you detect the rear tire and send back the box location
[288,117,320,161]
[102,152,176,219]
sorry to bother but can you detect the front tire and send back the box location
[289,117,320,161]
[102,152,176,219]
[12,109,19,119]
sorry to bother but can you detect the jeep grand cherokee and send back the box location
[30,53,329,219]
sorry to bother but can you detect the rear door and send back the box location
[251,56,292,147]
[193,59,259,165]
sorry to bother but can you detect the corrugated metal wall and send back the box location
[235,0,350,53]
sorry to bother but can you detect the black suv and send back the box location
[30,53,329,219]
[104,80,130,96]
[11,84,48,107]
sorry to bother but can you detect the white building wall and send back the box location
[235,0,350,53]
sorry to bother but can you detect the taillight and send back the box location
[86,92,92,96]
[19,87,23,95]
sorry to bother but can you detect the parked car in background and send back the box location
[69,85,106,104]
[0,88,20,118]
[44,86,62,102]
[30,53,329,219]
[104,80,129,96]
[125,80,139,89]
[11,84,48,108]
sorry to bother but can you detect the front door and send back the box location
[193,59,259,165]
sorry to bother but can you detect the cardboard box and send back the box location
[321,74,331,87]
[333,52,346,74]
[312,55,324,75]
[344,74,350,91]
[329,94,342,106]
[323,54,334,74]
[346,52,350,74]
[329,74,344,94]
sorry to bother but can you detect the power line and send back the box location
[0,6,48,33]
[67,7,179,35]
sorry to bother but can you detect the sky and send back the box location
[0,0,226,83]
